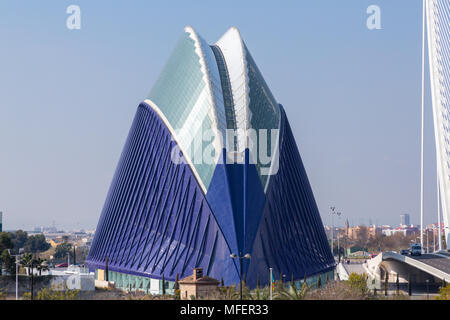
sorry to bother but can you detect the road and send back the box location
[410,253,450,275]
[436,251,450,258]
[343,262,366,275]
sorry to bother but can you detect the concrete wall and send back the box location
[365,252,445,287]
[381,260,438,284]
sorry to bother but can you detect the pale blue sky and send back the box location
[0,0,438,230]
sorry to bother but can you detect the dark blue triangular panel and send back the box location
[245,106,335,288]
[86,102,239,285]
[86,103,334,289]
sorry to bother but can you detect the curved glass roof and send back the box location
[244,44,280,189]
[147,27,225,192]
[147,26,280,193]
[215,27,280,190]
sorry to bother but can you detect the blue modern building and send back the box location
[86,26,334,291]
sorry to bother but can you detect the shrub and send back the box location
[22,286,79,300]
[436,284,450,300]
[306,280,369,300]
[345,273,369,296]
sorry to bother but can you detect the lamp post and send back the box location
[269,268,273,300]
[432,225,437,252]
[337,213,343,262]
[15,255,18,299]
[331,208,342,284]
[437,178,442,251]
[30,258,34,300]
[444,227,450,250]
[230,253,251,300]
[9,248,24,301]
[330,207,341,256]
[337,233,341,262]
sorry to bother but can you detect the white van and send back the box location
[409,243,422,256]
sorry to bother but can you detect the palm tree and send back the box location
[218,284,237,299]
[275,279,310,300]
[35,258,49,276]
[251,285,271,300]
[20,253,33,275]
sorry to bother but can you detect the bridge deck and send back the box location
[436,251,450,258]
[379,252,450,281]
[410,254,450,275]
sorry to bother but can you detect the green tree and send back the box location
[436,283,450,300]
[218,284,237,299]
[276,280,310,300]
[0,232,13,253]
[251,285,271,300]
[345,273,369,296]
[24,234,50,253]
[0,233,6,275]
[34,258,49,276]
[11,230,28,252]
[20,253,33,275]
[396,274,400,295]
[54,242,72,259]
[1,249,16,275]
[35,286,79,300]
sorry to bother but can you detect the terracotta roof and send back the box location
[179,274,220,284]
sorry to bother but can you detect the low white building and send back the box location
[27,265,95,291]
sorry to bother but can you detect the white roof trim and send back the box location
[215,27,250,151]
[143,99,207,194]
[184,26,225,161]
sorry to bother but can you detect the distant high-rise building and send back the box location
[0,212,2,232]
[400,214,410,226]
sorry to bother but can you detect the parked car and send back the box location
[400,249,409,255]
[55,263,68,268]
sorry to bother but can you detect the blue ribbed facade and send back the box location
[87,103,239,284]
[86,27,334,289]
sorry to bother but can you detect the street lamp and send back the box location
[444,227,450,251]
[432,225,437,253]
[8,248,24,300]
[336,213,344,262]
[230,252,251,300]
[330,207,341,257]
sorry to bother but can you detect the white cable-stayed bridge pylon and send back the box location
[425,0,450,249]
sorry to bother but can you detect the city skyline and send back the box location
[0,0,442,230]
